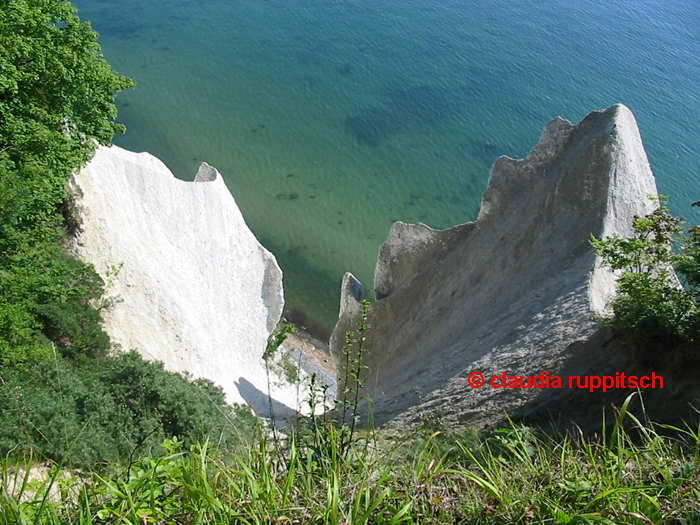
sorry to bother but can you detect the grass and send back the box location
[2,393,700,524]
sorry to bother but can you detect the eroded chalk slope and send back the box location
[331,104,661,428]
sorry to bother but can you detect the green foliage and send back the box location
[0,349,257,468]
[0,0,133,168]
[677,223,700,298]
[338,299,372,455]
[591,197,684,275]
[264,320,300,386]
[290,299,375,470]
[3,394,700,524]
[592,196,700,363]
[0,0,133,365]
[264,320,298,363]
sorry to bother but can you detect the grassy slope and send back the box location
[2,394,699,525]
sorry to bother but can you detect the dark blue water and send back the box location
[73,0,700,334]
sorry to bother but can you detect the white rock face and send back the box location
[71,145,300,415]
[331,104,662,429]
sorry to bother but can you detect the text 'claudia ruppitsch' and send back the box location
[466,371,664,392]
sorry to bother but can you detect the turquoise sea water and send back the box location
[73,0,700,335]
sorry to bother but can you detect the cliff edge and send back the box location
[70,145,299,416]
[331,104,686,430]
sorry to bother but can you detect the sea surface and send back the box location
[72,0,700,335]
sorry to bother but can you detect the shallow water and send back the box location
[73,0,700,335]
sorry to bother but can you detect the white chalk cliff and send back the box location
[331,104,666,429]
[71,145,300,415]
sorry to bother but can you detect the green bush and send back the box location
[0,349,257,468]
[592,197,700,365]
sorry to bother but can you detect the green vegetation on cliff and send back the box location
[3,394,700,524]
[0,0,256,468]
[0,0,132,365]
[592,197,700,366]
[0,348,258,467]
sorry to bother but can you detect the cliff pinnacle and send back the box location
[331,104,665,429]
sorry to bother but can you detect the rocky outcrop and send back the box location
[70,145,300,416]
[331,104,680,430]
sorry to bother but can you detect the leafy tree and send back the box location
[0,0,132,168]
[0,0,133,365]
[592,197,700,365]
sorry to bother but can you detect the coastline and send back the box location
[77,0,700,349]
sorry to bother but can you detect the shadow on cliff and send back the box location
[234,377,300,423]
[516,327,700,435]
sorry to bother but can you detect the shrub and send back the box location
[592,196,700,365]
[0,349,257,468]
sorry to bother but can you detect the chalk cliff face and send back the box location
[71,145,298,415]
[331,104,663,429]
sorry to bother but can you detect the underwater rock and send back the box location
[344,84,466,146]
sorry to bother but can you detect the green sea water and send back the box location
[73,0,700,336]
